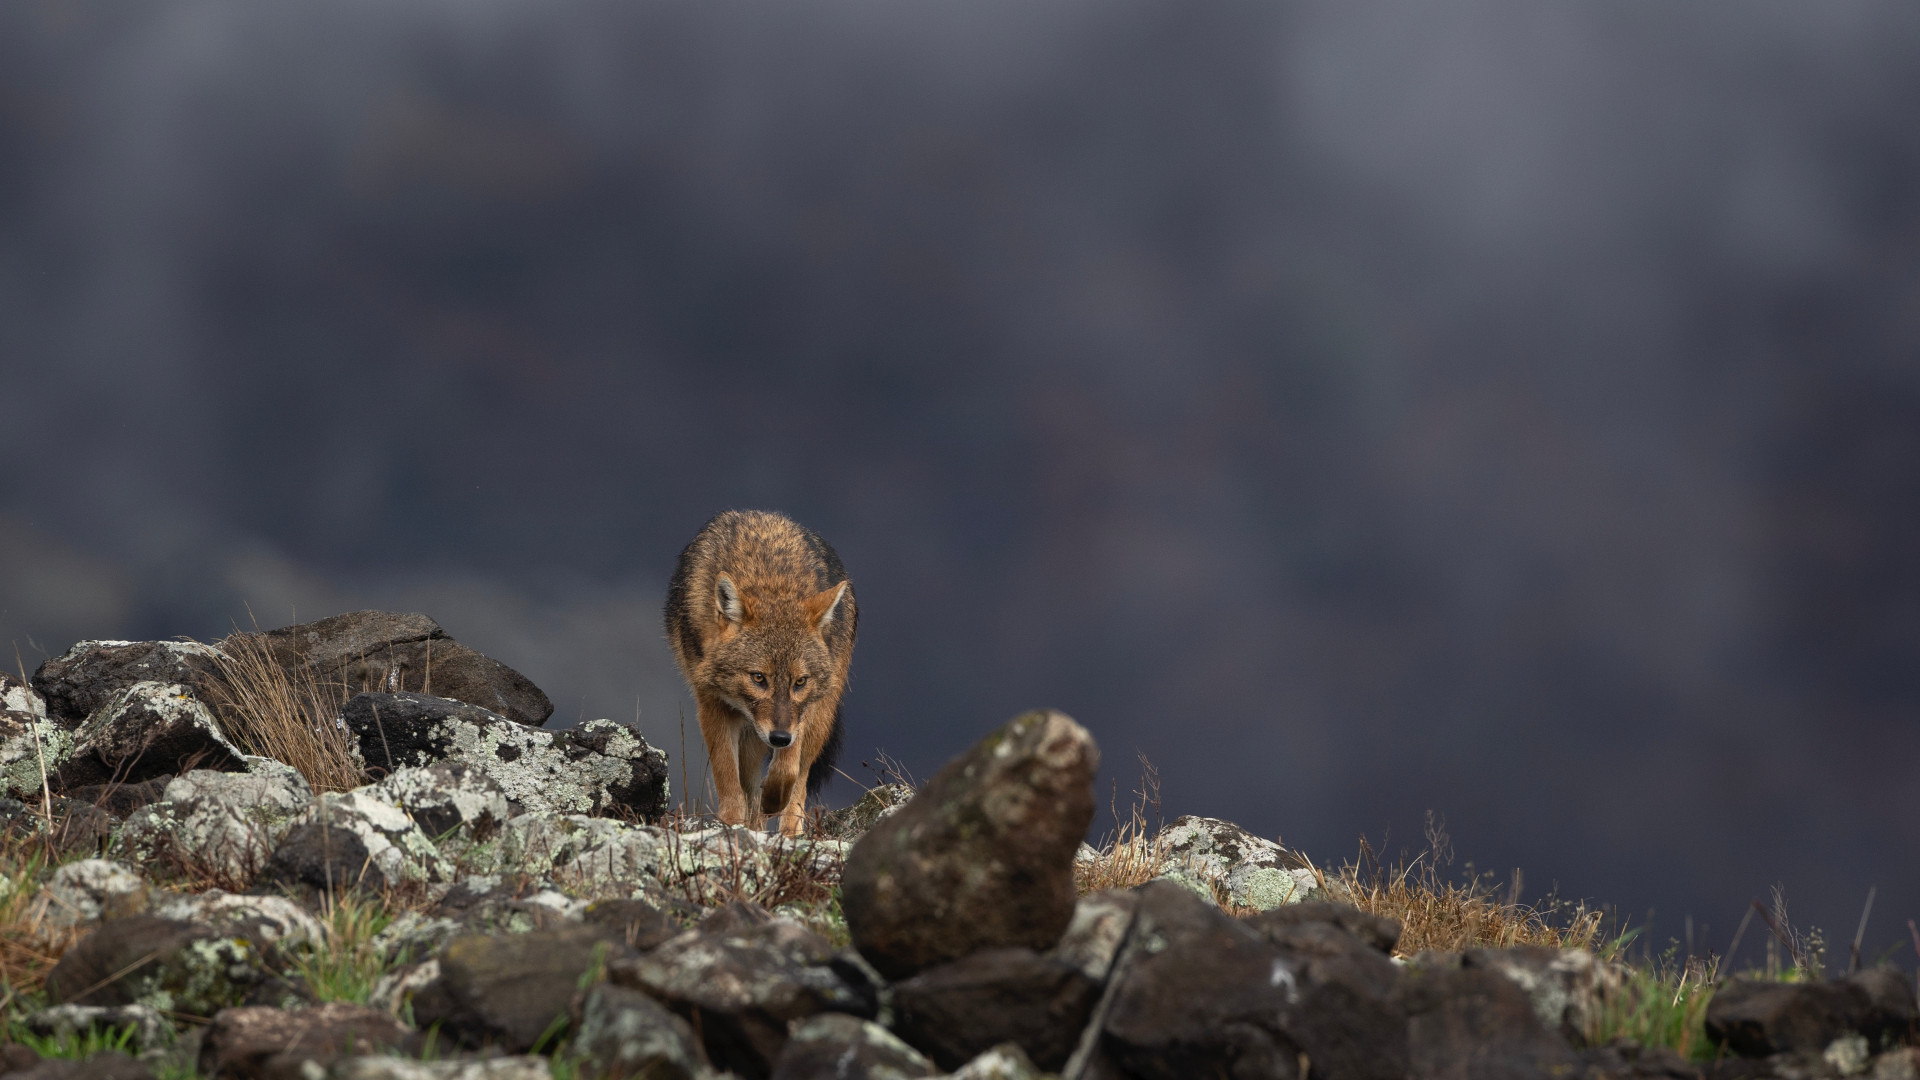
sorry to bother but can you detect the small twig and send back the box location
[1849,886,1876,974]
[1722,904,1757,972]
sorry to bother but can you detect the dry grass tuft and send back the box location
[1075,755,1173,895]
[0,840,82,998]
[202,630,363,793]
[1316,813,1603,956]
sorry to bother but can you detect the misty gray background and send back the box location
[3,0,1918,969]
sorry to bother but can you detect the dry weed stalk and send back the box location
[203,630,363,793]
[1317,814,1602,956]
[0,840,82,996]
[1075,755,1172,895]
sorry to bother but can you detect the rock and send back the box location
[363,762,511,843]
[31,858,149,932]
[114,767,314,887]
[0,796,113,856]
[199,1003,421,1079]
[842,709,1098,979]
[947,1044,1045,1080]
[53,682,248,789]
[1579,1038,1707,1078]
[413,925,628,1051]
[1047,890,1139,983]
[31,640,222,727]
[60,776,172,818]
[1461,945,1623,1045]
[328,1059,553,1080]
[571,982,709,1080]
[19,1003,174,1054]
[1246,901,1402,955]
[818,783,914,841]
[0,672,73,799]
[237,610,553,727]
[892,947,1099,1071]
[493,813,668,894]
[342,694,668,821]
[772,1013,936,1080]
[258,790,449,892]
[1872,1047,1920,1080]
[426,877,589,934]
[1706,970,1918,1057]
[582,897,687,951]
[149,889,325,951]
[44,914,297,1016]
[1399,964,1581,1080]
[1154,814,1320,910]
[1092,879,1407,1080]
[608,917,874,1078]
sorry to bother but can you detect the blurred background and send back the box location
[3,0,1918,970]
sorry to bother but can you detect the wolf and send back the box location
[664,510,855,835]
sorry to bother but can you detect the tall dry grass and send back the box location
[1075,755,1174,895]
[0,840,82,998]
[202,630,363,793]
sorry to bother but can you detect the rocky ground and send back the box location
[0,612,1913,1079]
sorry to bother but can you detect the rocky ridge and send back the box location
[0,613,1910,1079]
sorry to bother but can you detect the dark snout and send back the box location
[768,730,794,749]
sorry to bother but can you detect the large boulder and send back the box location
[1155,814,1322,910]
[113,766,314,887]
[891,947,1099,1071]
[407,926,626,1052]
[52,682,250,789]
[841,709,1098,979]
[1705,969,1918,1057]
[238,610,553,727]
[343,693,669,820]
[1398,963,1583,1080]
[31,640,223,728]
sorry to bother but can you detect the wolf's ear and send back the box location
[803,581,848,633]
[715,574,744,624]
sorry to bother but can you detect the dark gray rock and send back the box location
[892,947,1099,1071]
[1092,879,1408,1080]
[199,1003,420,1080]
[413,925,628,1051]
[61,776,172,818]
[1460,945,1623,1045]
[237,610,552,726]
[771,1014,937,1080]
[1705,970,1917,1057]
[842,709,1098,979]
[30,859,149,933]
[0,672,71,799]
[572,982,709,1080]
[1,1050,156,1079]
[1246,901,1402,955]
[258,821,380,895]
[582,898,692,951]
[31,640,222,728]
[343,693,669,821]
[0,796,112,856]
[45,914,299,1017]
[607,918,873,1079]
[262,790,449,891]
[1399,964,1582,1080]
[51,682,249,789]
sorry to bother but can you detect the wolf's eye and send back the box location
[792,675,808,691]
[750,672,767,687]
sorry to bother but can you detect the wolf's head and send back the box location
[703,574,849,748]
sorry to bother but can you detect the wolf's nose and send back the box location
[768,731,794,748]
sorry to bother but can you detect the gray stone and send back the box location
[493,812,668,894]
[239,610,553,727]
[413,925,629,1052]
[45,914,298,1016]
[0,672,71,799]
[32,858,148,931]
[52,681,248,789]
[891,947,1099,1071]
[1245,901,1402,955]
[842,709,1098,979]
[1,1049,157,1079]
[1154,814,1321,910]
[1706,970,1918,1058]
[572,982,709,1080]
[818,783,914,841]
[31,640,223,727]
[364,762,511,843]
[1399,964,1581,1080]
[328,1059,552,1080]
[20,1003,173,1054]
[948,1045,1044,1080]
[1047,890,1138,984]
[772,1014,936,1080]
[1461,945,1622,1045]
[149,889,325,951]
[113,766,314,887]
[259,789,449,890]
[199,1002,421,1079]
[343,693,668,821]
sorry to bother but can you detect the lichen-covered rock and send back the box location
[150,889,325,951]
[45,914,298,1016]
[1155,814,1321,910]
[841,710,1098,979]
[946,1045,1044,1080]
[608,917,875,1077]
[113,766,314,886]
[1048,890,1138,984]
[0,795,114,856]
[1461,945,1623,1045]
[53,682,248,789]
[32,858,149,932]
[20,1003,174,1054]
[31,640,223,727]
[343,693,669,821]
[0,672,72,799]
[199,1002,422,1079]
[492,813,668,893]
[771,1013,936,1080]
[572,982,709,1080]
[260,790,449,890]
[412,925,629,1051]
[364,762,511,844]
[818,783,913,841]
[329,1058,554,1080]
[238,609,554,726]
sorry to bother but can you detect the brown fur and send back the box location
[664,510,856,835]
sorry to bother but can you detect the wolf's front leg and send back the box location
[697,696,750,826]
[762,749,806,836]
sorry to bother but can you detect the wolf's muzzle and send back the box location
[767,730,794,749]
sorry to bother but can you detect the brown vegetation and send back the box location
[201,630,363,793]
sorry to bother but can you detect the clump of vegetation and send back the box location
[1075,755,1174,896]
[201,627,363,793]
[0,838,83,1000]
[292,888,407,1005]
